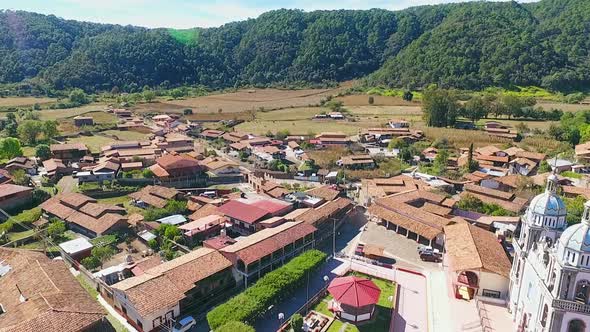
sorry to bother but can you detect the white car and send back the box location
[172,316,196,332]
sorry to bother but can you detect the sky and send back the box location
[0,0,538,29]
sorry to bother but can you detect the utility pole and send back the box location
[332,217,336,256]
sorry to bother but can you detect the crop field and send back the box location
[66,135,117,153]
[137,87,345,115]
[101,130,149,141]
[235,105,422,135]
[39,104,108,120]
[82,111,118,124]
[0,96,56,107]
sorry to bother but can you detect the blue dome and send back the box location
[528,191,566,217]
[560,223,590,253]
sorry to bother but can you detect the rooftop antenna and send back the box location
[15,284,26,303]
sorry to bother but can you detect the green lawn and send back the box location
[22,146,36,157]
[7,229,36,241]
[97,195,143,215]
[101,130,149,141]
[67,135,116,153]
[82,111,118,124]
[312,273,396,332]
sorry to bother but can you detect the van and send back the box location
[172,316,196,332]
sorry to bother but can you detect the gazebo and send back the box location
[327,276,381,322]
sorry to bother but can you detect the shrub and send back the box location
[290,314,303,331]
[207,250,327,329]
[215,322,255,332]
[81,256,101,270]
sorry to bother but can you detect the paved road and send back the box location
[57,175,77,193]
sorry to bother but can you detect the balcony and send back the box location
[552,299,590,314]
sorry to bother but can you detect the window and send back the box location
[137,320,143,329]
[153,317,162,327]
[568,319,586,332]
[482,289,501,299]
[540,304,548,327]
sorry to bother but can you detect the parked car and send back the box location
[417,245,433,255]
[173,316,196,332]
[420,252,441,263]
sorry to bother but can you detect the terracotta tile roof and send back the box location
[266,187,290,198]
[511,157,537,168]
[218,200,269,224]
[221,221,316,265]
[189,204,220,221]
[515,150,546,161]
[295,197,353,226]
[368,204,442,240]
[0,184,33,199]
[112,248,231,317]
[475,145,501,156]
[201,129,225,138]
[475,154,509,163]
[463,184,514,200]
[0,248,105,332]
[60,193,97,209]
[149,164,170,178]
[461,184,527,213]
[202,158,239,171]
[306,186,340,201]
[503,146,524,157]
[494,174,523,189]
[362,175,428,200]
[79,202,125,218]
[250,200,292,215]
[444,223,511,278]
[156,154,201,171]
[422,202,452,216]
[50,143,88,152]
[562,186,590,199]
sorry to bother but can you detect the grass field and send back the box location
[336,94,421,107]
[0,96,56,107]
[236,105,421,135]
[83,111,118,124]
[67,135,116,153]
[101,130,149,141]
[39,104,108,120]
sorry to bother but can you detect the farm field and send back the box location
[536,101,590,112]
[335,94,420,107]
[82,111,118,124]
[66,135,117,153]
[39,104,108,120]
[101,130,149,141]
[235,105,421,135]
[0,96,56,107]
[135,87,346,114]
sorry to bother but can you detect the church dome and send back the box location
[560,222,590,253]
[528,191,567,217]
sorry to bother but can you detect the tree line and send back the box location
[1,0,590,92]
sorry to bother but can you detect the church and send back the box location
[510,173,590,331]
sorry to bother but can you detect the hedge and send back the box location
[207,249,327,329]
[215,321,255,332]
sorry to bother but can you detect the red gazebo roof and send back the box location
[328,276,381,307]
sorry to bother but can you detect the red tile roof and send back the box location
[217,200,269,224]
[328,276,381,308]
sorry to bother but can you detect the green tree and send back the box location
[422,89,458,127]
[215,321,255,332]
[142,89,156,102]
[290,314,303,331]
[142,169,154,178]
[91,246,116,267]
[35,144,51,160]
[0,137,23,159]
[81,256,101,270]
[463,96,488,123]
[10,169,29,186]
[47,220,66,239]
[402,90,413,102]
[69,88,89,105]
[432,149,449,175]
[17,120,44,145]
[170,88,185,99]
[43,120,59,139]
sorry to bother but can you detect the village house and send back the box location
[149,154,203,181]
[40,193,128,238]
[5,156,36,175]
[217,200,270,235]
[313,132,350,147]
[50,143,89,161]
[201,157,241,176]
[111,248,233,332]
[484,121,518,140]
[0,248,109,332]
[73,115,94,127]
[101,141,161,164]
[153,133,194,153]
[338,155,375,170]
[179,214,225,245]
[43,158,73,181]
[129,185,183,209]
[200,129,225,140]
[295,197,353,242]
[112,109,133,118]
[444,222,512,301]
[0,184,33,211]
[509,157,539,176]
[461,184,529,214]
[222,131,250,144]
[75,160,121,183]
[575,141,590,163]
[218,221,316,287]
[360,175,431,206]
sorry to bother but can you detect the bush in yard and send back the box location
[215,321,255,332]
[207,249,327,329]
[81,256,101,270]
[290,313,303,331]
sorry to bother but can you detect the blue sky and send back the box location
[0,0,537,28]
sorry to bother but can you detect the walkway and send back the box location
[98,295,139,332]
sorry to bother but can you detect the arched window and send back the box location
[575,280,590,304]
[540,304,548,327]
[568,319,586,332]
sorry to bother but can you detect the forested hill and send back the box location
[1,0,590,93]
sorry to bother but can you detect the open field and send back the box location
[134,87,347,115]
[236,105,421,135]
[336,94,420,107]
[101,130,149,141]
[0,96,56,107]
[83,111,118,124]
[39,104,108,120]
[536,101,590,112]
[66,135,117,153]
[474,118,557,130]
